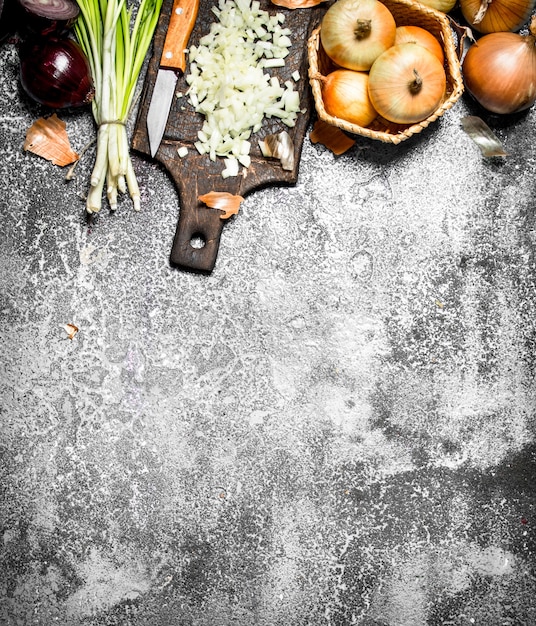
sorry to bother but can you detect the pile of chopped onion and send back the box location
[184,0,301,177]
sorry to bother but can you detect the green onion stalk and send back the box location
[74,0,163,212]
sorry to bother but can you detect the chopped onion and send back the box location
[185,0,301,176]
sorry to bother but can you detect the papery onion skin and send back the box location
[395,25,444,65]
[320,0,396,71]
[17,0,79,35]
[368,43,446,124]
[460,0,535,33]
[19,37,95,108]
[321,69,378,126]
[462,29,536,114]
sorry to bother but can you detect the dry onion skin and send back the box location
[320,0,396,71]
[462,17,536,114]
[394,25,444,65]
[64,323,79,340]
[319,69,377,127]
[198,191,244,219]
[459,0,535,33]
[23,114,79,166]
[368,43,446,124]
[309,119,356,155]
[460,115,508,156]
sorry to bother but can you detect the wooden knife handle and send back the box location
[160,0,199,73]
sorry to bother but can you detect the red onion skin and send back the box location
[19,37,95,109]
[19,13,78,37]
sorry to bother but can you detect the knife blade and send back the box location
[147,0,199,158]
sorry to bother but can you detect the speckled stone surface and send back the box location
[1,15,536,626]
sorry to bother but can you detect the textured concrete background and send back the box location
[1,9,536,626]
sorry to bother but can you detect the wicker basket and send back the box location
[308,0,464,144]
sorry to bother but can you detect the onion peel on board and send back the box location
[309,120,355,155]
[198,191,244,220]
[23,114,79,166]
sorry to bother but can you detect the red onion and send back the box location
[19,37,95,108]
[17,0,79,35]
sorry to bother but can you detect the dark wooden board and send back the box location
[132,0,324,273]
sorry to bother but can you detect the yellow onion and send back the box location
[410,0,456,12]
[320,0,396,71]
[395,25,445,65]
[462,17,536,114]
[19,37,94,108]
[368,43,446,124]
[460,0,535,33]
[321,69,378,126]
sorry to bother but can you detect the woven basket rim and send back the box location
[308,0,464,144]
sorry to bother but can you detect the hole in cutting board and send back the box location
[190,233,206,249]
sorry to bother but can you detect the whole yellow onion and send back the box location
[368,43,446,124]
[462,19,536,114]
[321,69,378,127]
[320,0,396,71]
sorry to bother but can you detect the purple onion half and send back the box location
[17,0,79,35]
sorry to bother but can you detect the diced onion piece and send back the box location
[186,0,301,176]
[177,146,188,157]
[222,156,240,178]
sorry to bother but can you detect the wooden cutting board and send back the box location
[132,0,324,273]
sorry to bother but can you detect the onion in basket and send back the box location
[368,43,446,124]
[320,0,397,71]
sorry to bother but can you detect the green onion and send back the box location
[74,0,163,212]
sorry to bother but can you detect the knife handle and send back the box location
[160,0,199,73]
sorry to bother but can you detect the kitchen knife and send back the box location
[147,0,199,158]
